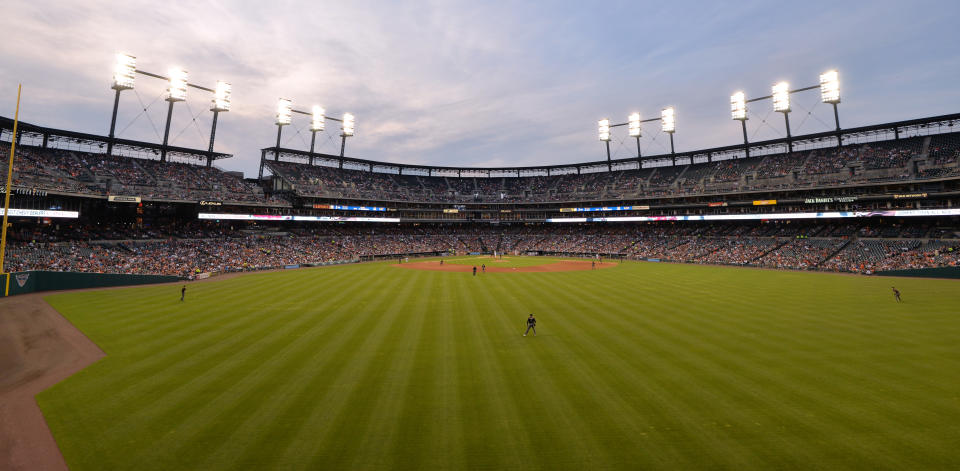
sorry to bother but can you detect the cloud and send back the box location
[1,0,959,177]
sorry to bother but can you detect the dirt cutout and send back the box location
[397,259,617,273]
[0,293,105,471]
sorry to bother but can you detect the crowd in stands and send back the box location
[266,133,959,203]
[4,144,283,205]
[7,131,957,207]
[8,221,959,277]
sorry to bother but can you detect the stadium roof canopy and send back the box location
[0,116,232,164]
[262,113,960,177]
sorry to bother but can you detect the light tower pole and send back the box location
[661,107,676,165]
[309,105,325,166]
[340,112,355,164]
[628,112,641,159]
[820,70,842,148]
[772,82,793,154]
[598,119,611,170]
[207,81,231,167]
[108,54,136,156]
[161,68,188,162]
[731,91,749,158]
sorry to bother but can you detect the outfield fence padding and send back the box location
[874,267,960,279]
[4,271,182,296]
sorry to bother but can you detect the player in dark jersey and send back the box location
[482,264,486,273]
[180,285,186,301]
[473,266,477,276]
[524,314,537,336]
[891,287,901,302]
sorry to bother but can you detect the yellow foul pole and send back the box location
[0,84,22,285]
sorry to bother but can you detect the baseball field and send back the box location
[34,257,960,469]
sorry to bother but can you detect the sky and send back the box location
[1,0,959,178]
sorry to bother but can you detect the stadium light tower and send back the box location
[598,118,611,170]
[340,112,355,158]
[820,70,842,147]
[772,81,793,153]
[206,80,231,166]
[628,112,641,158]
[108,53,136,156]
[731,91,749,158]
[160,67,188,162]
[309,105,325,165]
[275,98,293,161]
[661,107,676,164]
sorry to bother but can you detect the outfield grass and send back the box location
[38,259,960,470]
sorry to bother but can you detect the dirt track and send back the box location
[0,292,105,471]
[396,259,617,273]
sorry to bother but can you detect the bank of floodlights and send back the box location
[276,98,293,125]
[107,53,232,165]
[820,70,840,104]
[594,107,676,166]
[661,107,676,155]
[311,106,326,132]
[772,82,790,112]
[731,69,843,156]
[628,112,642,158]
[166,68,188,102]
[308,105,325,162]
[342,113,355,137]
[212,81,231,112]
[598,119,611,141]
[112,53,136,90]
[820,70,842,134]
[730,92,747,121]
[628,113,641,137]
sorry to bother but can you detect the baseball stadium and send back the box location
[2,2,960,470]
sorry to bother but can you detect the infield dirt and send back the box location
[396,259,617,273]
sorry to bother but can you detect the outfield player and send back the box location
[892,286,902,302]
[524,314,537,336]
[180,285,186,301]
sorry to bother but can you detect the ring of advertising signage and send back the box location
[546,208,960,223]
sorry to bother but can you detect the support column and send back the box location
[107,88,121,156]
[740,119,750,159]
[274,125,283,161]
[605,140,611,171]
[161,100,175,162]
[782,112,793,154]
[206,110,219,167]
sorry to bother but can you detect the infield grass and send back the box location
[38,259,960,470]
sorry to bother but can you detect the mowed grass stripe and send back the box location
[473,273,625,469]
[134,267,386,469]
[453,271,542,469]
[506,269,906,468]
[35,259,960,470]
[496,272,729,468]
[205,267,425,470]
[42,267,367,423]
[46,266,372,469]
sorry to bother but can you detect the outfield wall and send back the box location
[875,267,960,279]
[4,271,182,296]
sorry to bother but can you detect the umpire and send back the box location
[524,314,537,336]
